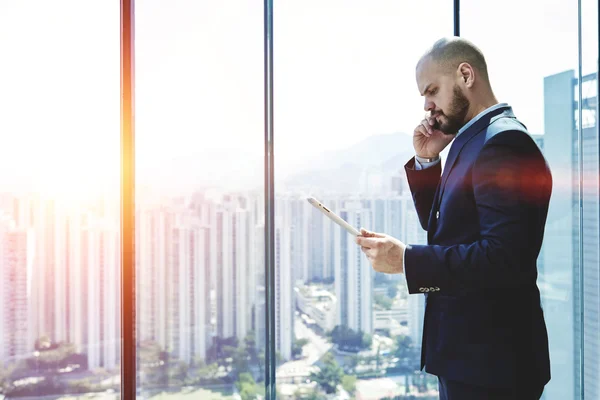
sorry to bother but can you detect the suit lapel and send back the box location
[427,106,513,233]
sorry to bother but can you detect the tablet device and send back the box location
[307,197,361,236]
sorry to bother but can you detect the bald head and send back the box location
[419,37,490,85]
[415,37,498,135]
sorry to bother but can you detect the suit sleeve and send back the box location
[404,131,552,294]
[404,157,442,230]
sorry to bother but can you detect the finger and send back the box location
[360,228,385,238]
[420,120,432,136]
[360,227,374,236]
[414,124,429,138]
[355,236,381,248]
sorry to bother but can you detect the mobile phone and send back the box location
[307,197,361,236]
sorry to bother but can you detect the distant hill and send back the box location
[136,132,416,193]
[282,132,415,192]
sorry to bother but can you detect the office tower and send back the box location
[362,197,405,285]
[213,196,254,342]
[308,199,327,283]
[136,206,174,357]
[275,199,294,361]
[28,198,123,369]
[0,221,31,365]
[169,215,210,364]
[254,223,266,349]
[403,193,427,348]
[334,200,373,334]
[309,195,337,282]
[234,207,253,340]
[290,197,310,283]
[254,285,266,353]
[138,201,213,365]
[30,198,61,343]
[65,211,86,358]
[82,219,120,370]
[542,70,600,399]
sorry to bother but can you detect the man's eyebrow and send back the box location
[420,83,433,96]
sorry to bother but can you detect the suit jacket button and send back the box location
[419,287,426,292]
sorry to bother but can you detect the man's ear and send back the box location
[458,62,475,87]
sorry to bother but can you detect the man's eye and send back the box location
[430,89,438,95]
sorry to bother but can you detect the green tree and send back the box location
[138,340,172,386]
[196,361,219,383]
[330,325,372,350]
[362,332,373,349]
[310,353,344,394]
[222,345,238,361]
[292,338,310,358]
[345,354,360,372]
[394,335,413,359]
[244,332,258,364]
[296,387,326,400]
[341,375,357,394]
[0,366,10,393]
[236,372,257,400]
[374,294,393,310]
[169,360,188,383]
[375,344,382,370]
[257,351,265,377]
[233,343,250,377]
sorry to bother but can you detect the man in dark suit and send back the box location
[356,37,552,399]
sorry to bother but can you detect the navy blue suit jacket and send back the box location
[404,105,552,389]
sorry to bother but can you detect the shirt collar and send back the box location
[456,102,510,137]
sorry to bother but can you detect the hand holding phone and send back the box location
[413,112,454,159]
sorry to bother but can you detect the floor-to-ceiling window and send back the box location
[461,0,598,399]
[273,1,452,398]
[134,1,266,398]
[1,1,598,400]
[0,1,121,398]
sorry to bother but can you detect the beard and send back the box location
[433,85,470,135]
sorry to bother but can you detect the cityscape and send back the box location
[0,66,598,400]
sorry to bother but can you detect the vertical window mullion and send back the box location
[120,0,136,398]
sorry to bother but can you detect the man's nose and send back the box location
[424,100,435,112]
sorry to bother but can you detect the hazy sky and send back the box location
[0,0,597,193]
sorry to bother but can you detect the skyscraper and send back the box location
[402,193,427,349]
[275,199,294,361]
[212,196,255,342]
[542,70,599,400]
[334,200,373,334]
[290,198,310,283]
[0,221,31,365]
[137,202,212,364]
[82,220,119,369]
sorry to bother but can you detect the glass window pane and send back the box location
[462,1,582,399]
[134,1,265,398]
[0,1,120,398]
[581,0,599,397]
[275,1,452,398]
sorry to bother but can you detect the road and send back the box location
[276,317,332,380]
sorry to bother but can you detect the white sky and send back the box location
[0,0,597,193]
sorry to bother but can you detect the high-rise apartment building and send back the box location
[542,70,599,400]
